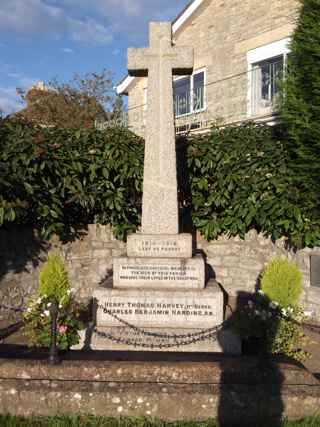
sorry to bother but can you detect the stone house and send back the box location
[116,0,299,136]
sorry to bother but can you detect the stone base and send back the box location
[113,255,205,289]
[94,280,223,329]
[75,326,241,354]
[127,233,192,258]
[83,280,241,353]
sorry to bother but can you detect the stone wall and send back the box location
[0,225,319,322]
[0,225,125,322]
[198,231,320,319]
[127,0,299,137]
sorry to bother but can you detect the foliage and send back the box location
[16,70,125,129]
[0,118,320,247]
[24,252,84,350]
[23,293,84,350]
[184,123,320,248]
[0,117,143,240]
[280,0,320,199]
[38,251,70,303]
[261,257,302,308]
[232,290,310,362]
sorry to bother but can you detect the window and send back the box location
[173,69,205,117]
[247,39,290,117]
[251,56,283,115]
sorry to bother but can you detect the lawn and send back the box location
[0,416,320,427]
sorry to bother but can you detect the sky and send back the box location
[0,0,188,115]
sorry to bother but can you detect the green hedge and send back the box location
[0,118,319,248]
[0,118,143,240]
[185,124,320,248]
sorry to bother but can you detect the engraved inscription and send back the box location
[119,264,198,282]
[100,300,215,318]
[137,239,181,255]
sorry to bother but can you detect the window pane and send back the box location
[252,56,284,115]
[173,77,190,116]
[193,72,204,111]
[272,59,283,98]
[261,62,271,101]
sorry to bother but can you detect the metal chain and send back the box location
[0,303,25,313]
[94,327,220,349]
[98,304,223,340]
[96,304,224,348]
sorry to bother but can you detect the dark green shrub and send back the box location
[281,0,320,198]
[0,117,143,240]
[185,123,320,248]
[0,118,319,248]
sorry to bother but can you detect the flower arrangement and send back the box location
[232,290,310,361]
[23,251,85,350]
[232,257,310,362]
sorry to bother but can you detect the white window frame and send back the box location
[173,67,207,118]
[247,38,291,118]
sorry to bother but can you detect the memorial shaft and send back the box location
[128,22,193,234]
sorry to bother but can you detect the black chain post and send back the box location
[48,300,60,365]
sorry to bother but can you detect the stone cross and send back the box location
[128,22,194,234]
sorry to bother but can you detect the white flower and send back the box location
[47,302,52,308]
[304,310,313,317]
[44,310,50,317]
[254,310,260,316]
[265,173,273,178]
[269,301,279,309]
[281,308,287,316]
[27,307,32,313]
[257,290,264,295]
[59,304,63,309]
[36,297,42,304]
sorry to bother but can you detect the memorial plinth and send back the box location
[87,22,240,354]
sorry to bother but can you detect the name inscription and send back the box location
[100,301,214,318]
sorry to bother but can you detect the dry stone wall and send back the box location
[0,225,125,322]
[0,225,319,322]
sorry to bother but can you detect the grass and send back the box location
[0,416,320,427]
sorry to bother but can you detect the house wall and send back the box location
[1,225,319,324]
[127,0,299,137]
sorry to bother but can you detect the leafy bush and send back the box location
[0,117,143,240]
[24,250,85,350]
[0,117,319,248]
[261,258,302,308]
[185,123,320,248]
